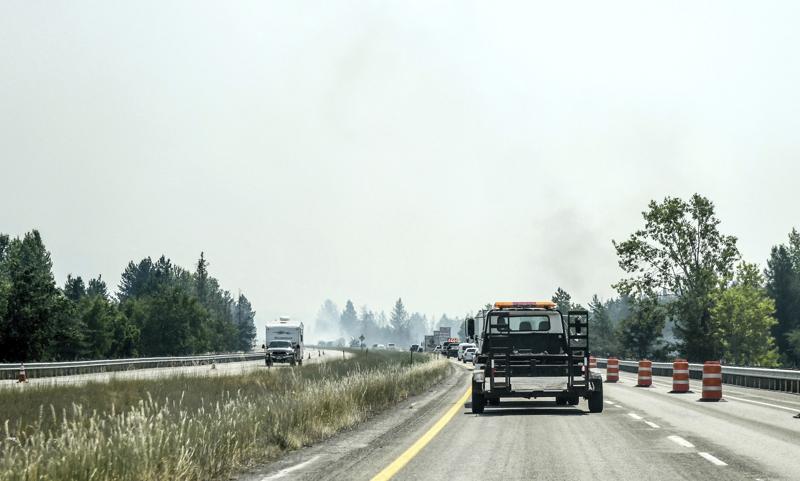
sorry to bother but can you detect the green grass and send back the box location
[0,351,448,481]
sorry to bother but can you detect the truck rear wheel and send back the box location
[589,380,604,413]
[471,383,485,414]
[290,358,296,367]
[298,359,303,366]
[488,398,500,406]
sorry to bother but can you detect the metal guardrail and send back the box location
[596,358,800,394]
[0,352,264,381]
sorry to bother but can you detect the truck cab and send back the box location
[467,301,603,414]
[264,317,304,367]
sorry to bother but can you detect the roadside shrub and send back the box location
[0,352,448,481]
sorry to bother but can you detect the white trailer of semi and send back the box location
[264,317,304,366]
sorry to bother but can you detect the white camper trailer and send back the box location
[264,316,304,366]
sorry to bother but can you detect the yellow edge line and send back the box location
[370,386,472,481]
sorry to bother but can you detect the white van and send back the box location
[457,342,476,361]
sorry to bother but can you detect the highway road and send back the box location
[246,360,800,481]
[1,349,349,389]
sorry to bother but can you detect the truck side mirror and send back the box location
[466,318,475,338]
[261,344,265,349]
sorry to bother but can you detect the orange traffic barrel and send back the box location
[606,357,619,382]
[672,359,689,393]
[637,360,652,387]
[17,362,28,383]
[701,361,722,401]
[589,356,597,370]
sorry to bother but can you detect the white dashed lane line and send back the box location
[611,381,730,467]
[612,395,729,468]
[260,456,319,480]
[667,435,695,448]
[698,452,728,466]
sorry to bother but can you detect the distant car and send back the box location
[417,346,424,352]
[457,342,476,360]
[463,347,477,363]
[377,344,386,350]
[410,344,420,352]
[445,343,461,358]
[387,343,397,351]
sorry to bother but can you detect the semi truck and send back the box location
[264,317,304,367]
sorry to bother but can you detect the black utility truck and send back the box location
[467,301,603,414]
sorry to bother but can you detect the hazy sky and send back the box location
[2,1,799,333]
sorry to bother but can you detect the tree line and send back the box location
[569,194,799,367]
[314,298,462,347]
[0,230,256,362]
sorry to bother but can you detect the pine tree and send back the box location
[390,298,410,343]
[112,300,145,358]
[340,300,358,337]
[0,231,61,361]
[765,234,800,364]
[81,295,116,358]
[118,257,154,301]
[63,275,86,302]
[359,306,379,344]
[195,252,209,306]
[139,287,202,356]
[0,236,9,352]
[234,293,257,351]
[86,275,109,298]
[552,288,572,315]
[51,296,88,360]
[588,294,617,356]
[315,300,340,338]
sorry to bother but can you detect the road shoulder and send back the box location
[238,361,471,481]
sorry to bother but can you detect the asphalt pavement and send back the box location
[247,359,800,481]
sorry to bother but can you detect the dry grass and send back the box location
[0,351,448,481]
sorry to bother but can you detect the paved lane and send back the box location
[393,376,772,480]
[602,369,800,480]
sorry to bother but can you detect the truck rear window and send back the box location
[489,314,551,332]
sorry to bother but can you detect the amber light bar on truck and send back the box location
[494,301,557,309]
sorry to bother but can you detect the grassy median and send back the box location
[0,351,448,481]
